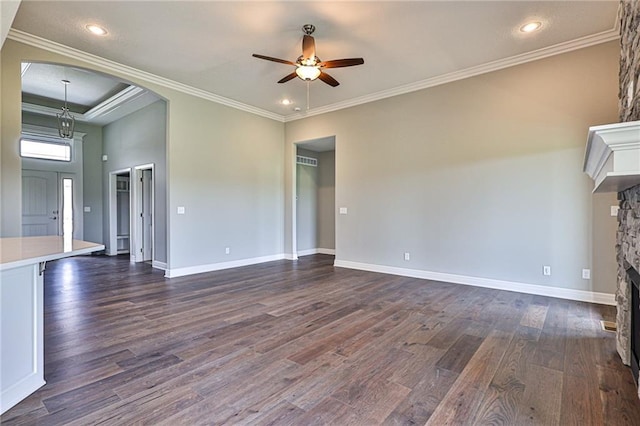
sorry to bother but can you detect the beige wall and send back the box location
[1,40,285,271]
[285,41,619,293]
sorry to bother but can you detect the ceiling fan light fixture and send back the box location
[296,65,321,81]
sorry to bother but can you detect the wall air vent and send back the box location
[297,155,318,167]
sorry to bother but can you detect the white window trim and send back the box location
[20,124,86,162]
[21,138,72,162]
[21,124,86,144]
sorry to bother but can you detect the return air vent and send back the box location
[297,155,317,167]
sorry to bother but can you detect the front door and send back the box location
[22,170,59,236]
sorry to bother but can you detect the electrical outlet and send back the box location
[225,247,230,255]
[611,206,619,217]
[543,266,551,276]
[404,252,410,261]
[582,269,591,279]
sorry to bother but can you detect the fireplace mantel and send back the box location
[584,121,640,193]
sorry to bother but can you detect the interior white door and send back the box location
[22,170,58,236]
[141,169,152,261]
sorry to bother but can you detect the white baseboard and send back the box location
[165,254,285,278]
[284,253,298,260]
[334,260,616,306]
[318,248,336,255]
[0,374,45,415]
[297,248,336,257]
[152,261,167,271]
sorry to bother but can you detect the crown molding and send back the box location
[22,85,146,123]
[284,27,620,122]
[8,26,618,125]
[8,29,285,123]
[83,85,145,121]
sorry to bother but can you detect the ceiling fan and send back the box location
[252,24,364,87]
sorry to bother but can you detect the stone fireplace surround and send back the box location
[585,0,640,400]
[616,0,640,399]
[616,187,640,398]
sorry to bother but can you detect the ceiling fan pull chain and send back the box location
[307,81,310,110]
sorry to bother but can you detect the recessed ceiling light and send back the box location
[520,21,542,33]
[85,24,108,36]
[281,99,292,105]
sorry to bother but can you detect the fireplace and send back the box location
[629,265,640,386]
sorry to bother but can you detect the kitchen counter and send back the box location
[0,236,104,415]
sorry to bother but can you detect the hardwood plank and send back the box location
[515,363,563,425]
[598,365,640,425]
[434,333,484,374]
[426,329,513,425]
[384,366,458,425]
[519,302,549,329]
[472,337,532,425]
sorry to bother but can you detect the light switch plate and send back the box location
[177,206,185,214]
[339,207,348,215]
[83,206,91,212]
[611,206,619,217]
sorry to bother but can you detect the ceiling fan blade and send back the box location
[252,54,295,66]
[319,58,365,68]
[277,72,298,84]
[318,71,339,87]
[302,34,316,59]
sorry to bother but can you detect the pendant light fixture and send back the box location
[57,79,75,139]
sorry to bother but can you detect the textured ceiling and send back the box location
[10,1,619,119]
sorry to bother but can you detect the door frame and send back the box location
[132,163,155,263]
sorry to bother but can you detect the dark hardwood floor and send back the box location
[2,254,639,425]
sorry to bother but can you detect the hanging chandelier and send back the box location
[56,79,75,139]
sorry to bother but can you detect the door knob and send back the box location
[50,216,57,220]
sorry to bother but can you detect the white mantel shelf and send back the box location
[584,120,640,193]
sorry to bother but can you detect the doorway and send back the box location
[108,165,155,263]
[294,136,336,258]
[108,169,131,256]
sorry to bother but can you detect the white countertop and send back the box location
[0,236,105,271]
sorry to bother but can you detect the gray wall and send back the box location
[102,100,167,262]
[296,148,318,252]
[285,41,620,294]
[317,150,335,251]
[21,112,104,243]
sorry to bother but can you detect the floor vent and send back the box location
[600,320,617,332]
[297,155,318,167]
